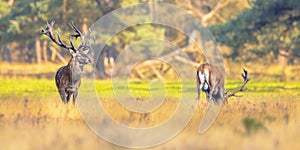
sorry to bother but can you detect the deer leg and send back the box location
[58,89,68,103]
[213,85,219,96]
[218,86,226,104]
[208,84,216,101]
[66,88,73,103]
[66,92,72,103]
[205,92,210,102]
[73,90,78,104]
[66,86,78,103]
[60,94,67,104]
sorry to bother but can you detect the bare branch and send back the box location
[175,0,205,18]
[201,0,237,25]
[214,13,227,23]
[175,0,237,26]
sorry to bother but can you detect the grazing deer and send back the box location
[41,21,92,104]
[196,63,225,102]
[196,63,250,103]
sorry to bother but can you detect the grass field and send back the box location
[0,78,300,150]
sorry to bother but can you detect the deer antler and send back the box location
[41,21,89,53]
[69,22,91,52]
[224,69,250,102]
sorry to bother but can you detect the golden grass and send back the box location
[0,79,300,150]
[0,62,61,79]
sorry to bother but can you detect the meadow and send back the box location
[0,78,300,150]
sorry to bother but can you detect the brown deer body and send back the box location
[196,63,250,103]
[196,63,224,102]
[55,50,91,103]
[41,21,91,104]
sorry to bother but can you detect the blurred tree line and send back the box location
[0,0,299,78]
[211,0,300,66]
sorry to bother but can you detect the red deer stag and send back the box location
[41,21,92,104]
[196,63,250,103]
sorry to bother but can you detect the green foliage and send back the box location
[0,0,101,44]
[0,0,11,18]
[211,0,300,62]
[242,117,267,135]
[0,0,299,66]
[0,0,167,63]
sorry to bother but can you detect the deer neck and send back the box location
[68,57,83,81]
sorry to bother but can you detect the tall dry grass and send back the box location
[0,79,300,150]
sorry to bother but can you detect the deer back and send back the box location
[208,64,224,88]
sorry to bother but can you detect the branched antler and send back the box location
[69,22,89,50]
[41,21,89,53]
[224,69,250,102]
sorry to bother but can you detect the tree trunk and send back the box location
[27,43,35,63]
[0,46,3,61]
[35,39,42,64]
[278,49,288,67]
[23,45,29,63]
[51,47,56,61]
[42,41,48,63]
[3,44,13,63]
[278,49,288,81]
[82,17,88,33]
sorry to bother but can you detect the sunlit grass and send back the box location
[2,78,300,99]
[0,78,300,149]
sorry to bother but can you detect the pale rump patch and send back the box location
[198,69,210,91]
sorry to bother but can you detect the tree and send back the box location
[211,0,300,65]
[0,0,13,62]
[0,0,101,63]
